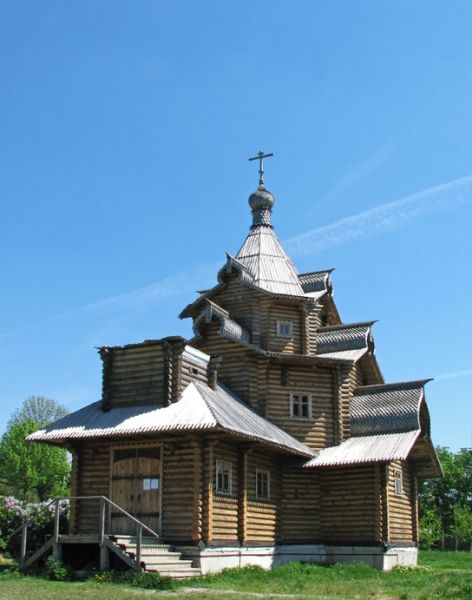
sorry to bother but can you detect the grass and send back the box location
[0,551,470,600]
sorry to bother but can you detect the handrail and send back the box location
[19,495,160,571]
[59,496,161,540]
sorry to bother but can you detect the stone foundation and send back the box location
[175,544,418,574]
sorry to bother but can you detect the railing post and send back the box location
[20,520,28,570]
[135,523,142,571]
[99,497,106,546]
[53,499,60,543]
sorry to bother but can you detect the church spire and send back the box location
[247,150,275,229]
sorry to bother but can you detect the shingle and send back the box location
[351,381,429,436]
[235,226,305,296]
[27,382,315,458]
[315,322,374,355]
[298,270,333,294]
[304,431,420,467]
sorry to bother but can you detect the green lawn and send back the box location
[0,551,471,600]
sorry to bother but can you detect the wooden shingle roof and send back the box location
[27,381,315,458]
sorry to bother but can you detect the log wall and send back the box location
[212,277,255,334]
[266,364,335,449]
[280,466,321,543]
[71,437,198,542]
[387,461,414,542]
[211,442,239,541]
[265,301,303,354]
[179,352,208,392]
[245,451,280,544]
[103,344,166,407]
[161,437,197,542]
[75,441,110,533]
[320,466,379,544]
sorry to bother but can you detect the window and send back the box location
[256,470,270,500]
[276,320,293,337]
[394,469,403,495]
[143,477,159,491]
[289,393,312,419]
[215,461,232,495]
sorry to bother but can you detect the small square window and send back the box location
[289,393,312,419]
[256,470,270,500]
[276,320,293,337]
[215,461,232,495]
[143,477,159,491]
[394,470,403,495]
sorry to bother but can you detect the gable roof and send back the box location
[27,381,315,459]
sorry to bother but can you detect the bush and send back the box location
[0,496,69,556]
[44,556,68,581]
[94,569,174,590]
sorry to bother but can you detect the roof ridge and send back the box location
[97,336,187,351]
[354,379,433,394]
[298,268,335,277]
[317,320,377,332]
[192,381,220,425]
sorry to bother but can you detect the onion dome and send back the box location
[248,185,275,228]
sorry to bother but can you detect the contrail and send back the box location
[0,263,219,340]
[434,368,472,382]
[2,175,471,340]
[285,174,472,257]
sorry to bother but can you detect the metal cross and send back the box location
[248,150,274,186]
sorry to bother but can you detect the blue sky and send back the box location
[0,1,471,450]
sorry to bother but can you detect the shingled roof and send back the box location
[350,380,431,436]
[234,226,305,296]
[305,379,441,476]
[298,270,333,299]
[315,321,375,360]
[27,381,315,459]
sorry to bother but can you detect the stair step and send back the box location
[142,559,194,568]
[114,543,172,551]
[119,544,175,551]
[129,550,183,558]
[145,567,201,578]
[112,535,164,543]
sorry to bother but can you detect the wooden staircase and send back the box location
[110,535,201,578]
[18,496,202,579]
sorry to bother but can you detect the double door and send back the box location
[110,447,161,534]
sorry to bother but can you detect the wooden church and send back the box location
[27,154,441,575]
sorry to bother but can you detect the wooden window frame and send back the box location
[255,469,270,501]
[289,392,313,420]
[276,320,293,338]
[215,460,232,496]
[394,469,403,495]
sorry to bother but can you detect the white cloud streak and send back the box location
[311,141,397,212]
[0,262,219,340]
[434,368,472,382]
[285,174,472,257]
[1,174,471,341]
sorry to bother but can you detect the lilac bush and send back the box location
[0,496,69,555]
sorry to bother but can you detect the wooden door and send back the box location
[111,447,161,534]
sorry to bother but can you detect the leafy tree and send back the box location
[450,505,472,551]
[7,395,68,428]
[0,395,70,502]
[418,446,472,548]
[0,418,70,501]
[419,506,442,549]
